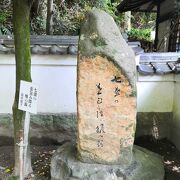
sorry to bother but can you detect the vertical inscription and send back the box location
[96,83,105,148]
[77,56,136,164]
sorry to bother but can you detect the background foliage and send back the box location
[0,4,12,35]
[0,0,156,43]
[128,28,152,42]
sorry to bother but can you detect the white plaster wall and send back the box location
[0,63,15,113]
[0,54,77,113]
[0,54,176,114]
[172,75,180,149]
[137,82,174,112]
[137,74,174,112]
[1,54,180,149]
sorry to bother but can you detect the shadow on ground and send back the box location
[0,136,179,179]
[135,135,180,180]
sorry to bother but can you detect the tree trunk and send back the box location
[12,0,32,178]
[123,11,131,32]
[31,0,47,19]
[30,0,41,20]
[46,0,54,34]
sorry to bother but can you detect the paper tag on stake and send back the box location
[18,80,38,114]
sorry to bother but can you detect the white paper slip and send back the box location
[18,80,38,114]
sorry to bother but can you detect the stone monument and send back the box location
[51,9,164,180]
[77,10,136,166]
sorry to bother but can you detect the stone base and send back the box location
[51,143,164,180]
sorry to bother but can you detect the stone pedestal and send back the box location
[51,143,164,180]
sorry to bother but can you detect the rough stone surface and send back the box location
[51,143,164,180]
[0,112,174,146]
[30,113,76,144]
[78,8,136,90]
[0,113,76,145]
[136,112,172,139]
[77,9,136,165]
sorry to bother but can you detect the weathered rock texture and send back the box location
[51,143,164,180]
[136,112,172,139]
[0,113,76,145]
[77,9,136,165]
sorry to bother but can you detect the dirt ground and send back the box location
[0,136,179,180]
[0,145,57,180]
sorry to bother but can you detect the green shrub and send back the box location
[0,10,12,35]
[128,28,152,42]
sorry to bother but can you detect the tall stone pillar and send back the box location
[77,8,136,165]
